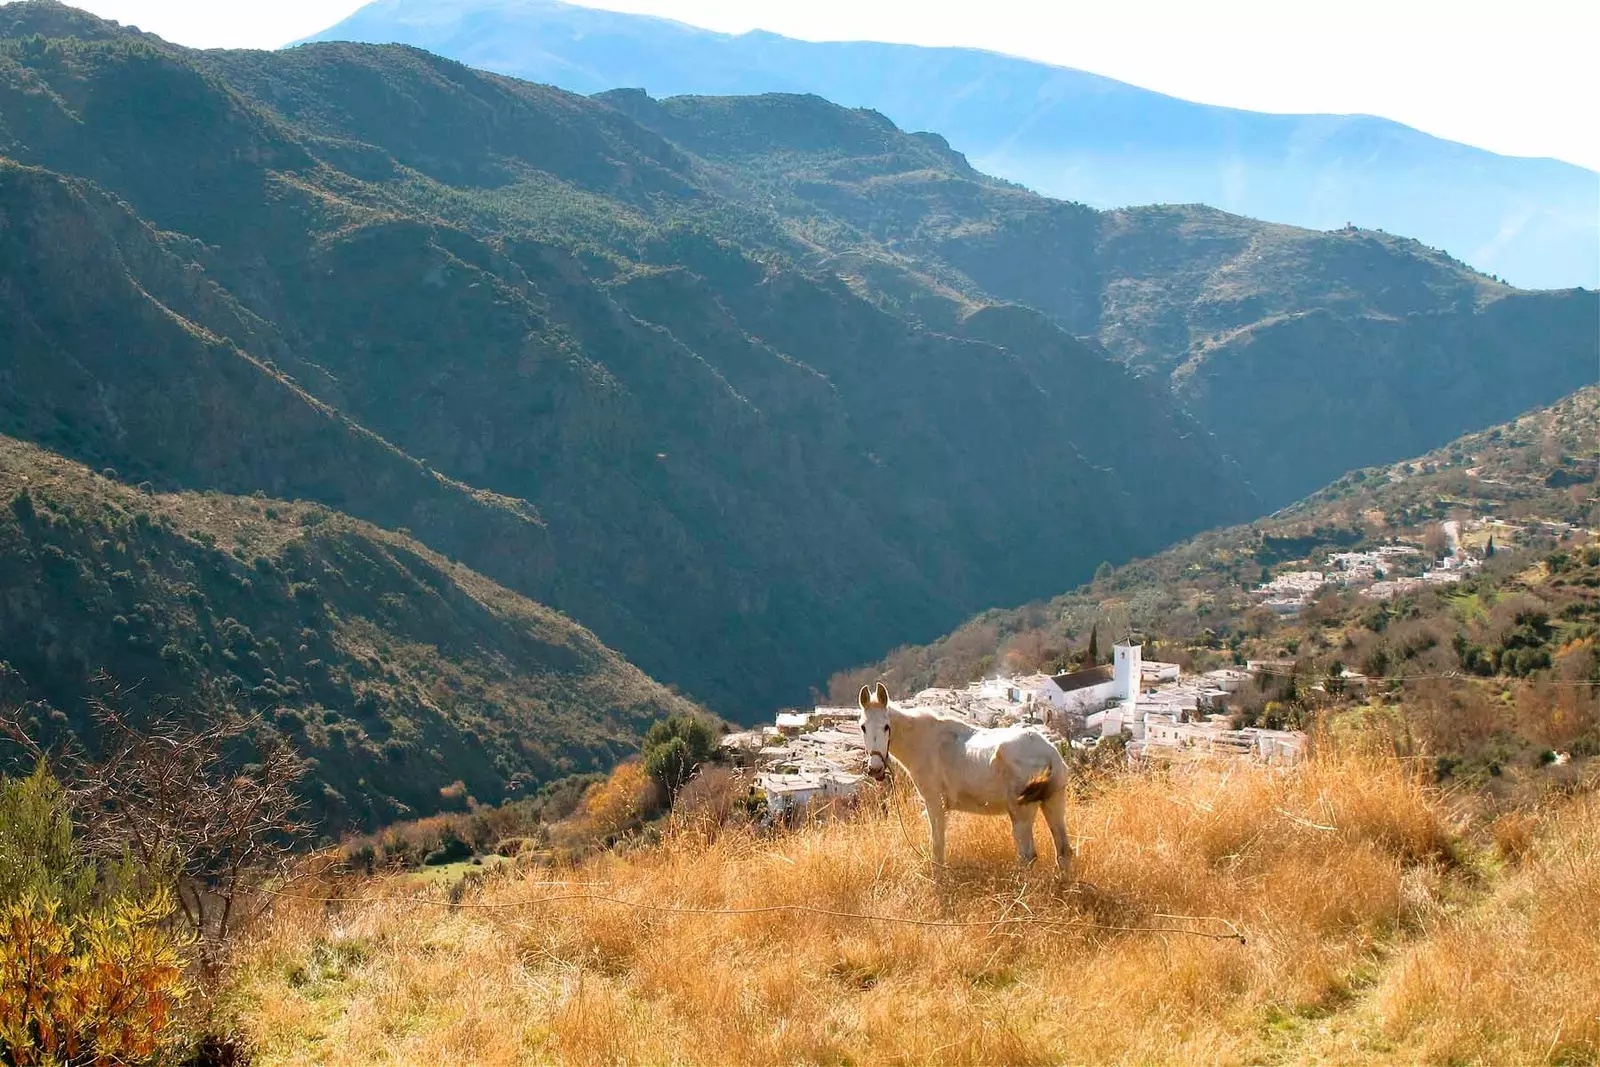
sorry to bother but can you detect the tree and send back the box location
[641,714,718,800]
[2,677,307,952]
[1324,661,1346,697]
[1085,624,1100,668]
[1422,522,1449,561]
[1093,561,1114,583]
[1486,535,1496,557]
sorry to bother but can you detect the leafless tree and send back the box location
[2,675,307,953]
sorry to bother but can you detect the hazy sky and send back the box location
[27,0,1600,170]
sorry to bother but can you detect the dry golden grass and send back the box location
[222,751,1591,1066]
[1344,788,1600,1066]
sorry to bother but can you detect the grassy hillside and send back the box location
[223,746,1598,1064]
[835,387,1600,766]
[0,434,698,830]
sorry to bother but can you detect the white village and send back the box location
[725,641,1308,816]
[1249,514,1578,616]
[723,513,1582,817]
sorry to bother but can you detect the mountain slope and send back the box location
[0,433,699,829]
[833,385,1600,701]
[0,11,1259,717]
[305,0,1600,290]
[598,90,1598,506]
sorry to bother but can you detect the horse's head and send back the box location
[857,682,891,779]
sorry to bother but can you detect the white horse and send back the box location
[858,682,1074,874]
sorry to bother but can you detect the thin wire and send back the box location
[1244,666,1600,687]
[245,882,1246,943]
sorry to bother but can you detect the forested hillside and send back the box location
[0,3,1593,718]
[0,435,697,828]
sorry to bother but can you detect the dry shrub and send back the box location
[1487,809,1538,864]
[1407,678,1506,760]
[1513,675,1600,752]
[561,761,659,845]
[670,765,755,841]
[1367,788,1600,1064]
[225,747,1476,1065]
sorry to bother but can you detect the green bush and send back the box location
[423,830,472,866]
[641,714,717,800]
[8,488,35,522]
[0,763,95,911]
[0,766,193,1064]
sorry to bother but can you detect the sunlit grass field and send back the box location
[225,748,1597,1065]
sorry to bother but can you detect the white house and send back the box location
[1203,668,1253,693]
[977,673,1056,708]
[757,768,865,816]
[1140,660,1182,683]
[759,773,820,815]
[775,712,811,736]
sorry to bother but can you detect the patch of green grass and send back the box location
[283,936,372,998]
[403,853,511,887]
[1448,591,1491,626]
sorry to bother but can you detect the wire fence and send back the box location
[245,882,1248,943]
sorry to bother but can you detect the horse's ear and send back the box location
[874,681,889,706]
[858,685,872,711]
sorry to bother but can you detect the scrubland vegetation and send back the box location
[835,389,1600,766]
[0,435,697,830]
[216,733,1594,1065]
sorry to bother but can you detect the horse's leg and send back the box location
[1042,788,1075,878]
[922,790,948,868]
[1008,802,1039,866]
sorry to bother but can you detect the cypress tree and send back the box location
[1085,624,1099,667]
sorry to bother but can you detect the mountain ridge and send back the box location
[303,0,1600,290]
[0,3,1593,718]
[0,10,1260,717]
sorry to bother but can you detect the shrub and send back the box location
[578,761,659,840]
[0,766,194,1064]
[8,489,35,523]
[641,715,717,800]
[0,764,95,911]
[494,837,539,858]
[423,830,472,867]
[0,890,192,1065]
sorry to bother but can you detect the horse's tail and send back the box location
[1016,765,1056,805]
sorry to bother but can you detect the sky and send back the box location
[23,0,1600,171]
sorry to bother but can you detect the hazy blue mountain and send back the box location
[303,0,1600,291]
